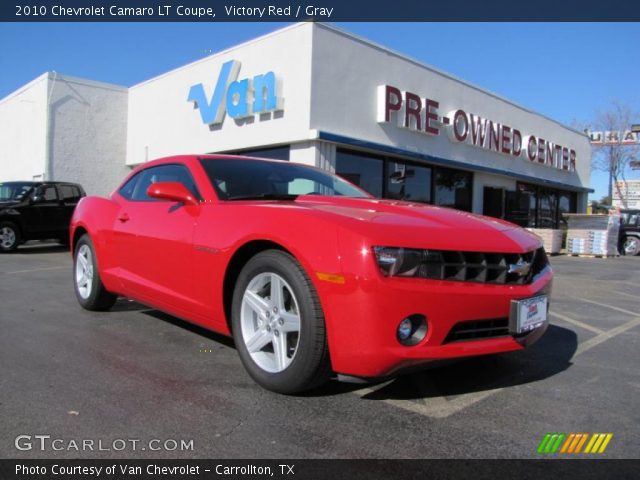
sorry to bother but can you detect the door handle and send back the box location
[118,213,130,223]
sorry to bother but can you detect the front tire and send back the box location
[0,221,20,252]
[621,236,640,256]
[74,234,117,311]
[231,250,331,394]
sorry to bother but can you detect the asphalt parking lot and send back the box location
[1,244,639,459]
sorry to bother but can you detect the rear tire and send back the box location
[621,236,640,256]
[231,249,331,394]
[73,234,117,311]
[0,221,20,252]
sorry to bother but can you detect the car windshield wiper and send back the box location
[226,193,299,201]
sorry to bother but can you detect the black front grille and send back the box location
[412,247,549,285]
[444,318,510,343]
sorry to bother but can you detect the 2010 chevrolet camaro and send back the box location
[70,155,552,394]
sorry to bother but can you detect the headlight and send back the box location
[373,247,423,277]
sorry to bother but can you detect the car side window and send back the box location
[60,185,81,204]
[130,164,201,202]
[34,185,59,203]
[118,173,141,200]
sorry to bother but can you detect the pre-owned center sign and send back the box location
[377,85,576,172]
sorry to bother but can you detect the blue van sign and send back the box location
[188,60,282,126]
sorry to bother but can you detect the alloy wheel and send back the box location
[240,272,301,373]
[75,244,94,299]
[624,237,639,256]
[1,226,16,249]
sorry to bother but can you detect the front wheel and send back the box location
[622,236,640,256]
[231,250,331,394]
[74,234,117,311]
[0,222,20,252]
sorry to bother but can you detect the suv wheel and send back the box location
[0,222,20,252]
[622,236,640,256]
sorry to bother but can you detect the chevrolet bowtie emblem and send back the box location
[508,259,531,277]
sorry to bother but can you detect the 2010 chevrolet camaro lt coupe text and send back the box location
[70,155,552,394]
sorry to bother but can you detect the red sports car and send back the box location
[70,155,552,394]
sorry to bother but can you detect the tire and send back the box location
[621,236,640,256]
[0,221,20,252]
[73,234,117,311]
[231,249,331,394]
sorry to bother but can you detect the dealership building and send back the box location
[0,23,592,228]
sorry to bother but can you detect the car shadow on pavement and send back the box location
[140,308,237,349]
[107,297,578,400]
[307,325,578,399]
[358,325,578,401]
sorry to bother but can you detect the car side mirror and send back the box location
[147,182,199,206]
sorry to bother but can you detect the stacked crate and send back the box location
[565,214,620,257]
[526,228,563,254]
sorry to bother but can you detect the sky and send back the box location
[1,22,639,200]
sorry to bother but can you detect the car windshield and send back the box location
[0,182,33,201]
[200,158,371,201]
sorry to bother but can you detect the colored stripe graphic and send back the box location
[537,433,565,454]
[538,433,613,454]
[574,433,589,453]
[585,433,613,454]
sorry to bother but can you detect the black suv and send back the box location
[619,209,640,256]
[0,181,86,252]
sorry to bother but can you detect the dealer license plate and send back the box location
[509,295,548,334]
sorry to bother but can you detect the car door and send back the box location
[58,184,83,234]
[111,164,202,316]
[27,184,64,237]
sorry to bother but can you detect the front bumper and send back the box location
[319,267,553,378]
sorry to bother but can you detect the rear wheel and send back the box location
[0,222,20,252]
[74,234,117,311]
[622,236,640,256]
[231,250,331,394]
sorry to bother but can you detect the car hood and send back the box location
[0,200,20,208]
[291,196,541,252]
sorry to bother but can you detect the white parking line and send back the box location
[576,297,638,317]
[549,311,604,334]
[355,299,639,418]
[610,289,640,302]
[3,266,68,275]
[575,316,640,356]
[357,384,504,419]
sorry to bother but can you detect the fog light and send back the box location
[396,314,428,346]
[398,318,413,341]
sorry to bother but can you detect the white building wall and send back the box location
[0,74,48,180]
[309,24,591,194]
[126,23,315,166]
[48,74,130,196]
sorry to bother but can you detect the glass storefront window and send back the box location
[386,161,431,203]
[335,150,384,197]
[434,168,472,211]
[505,183,577,229]
[558,192,577,229]
[538,189,558,229]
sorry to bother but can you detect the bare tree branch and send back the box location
[588,100,640,207]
